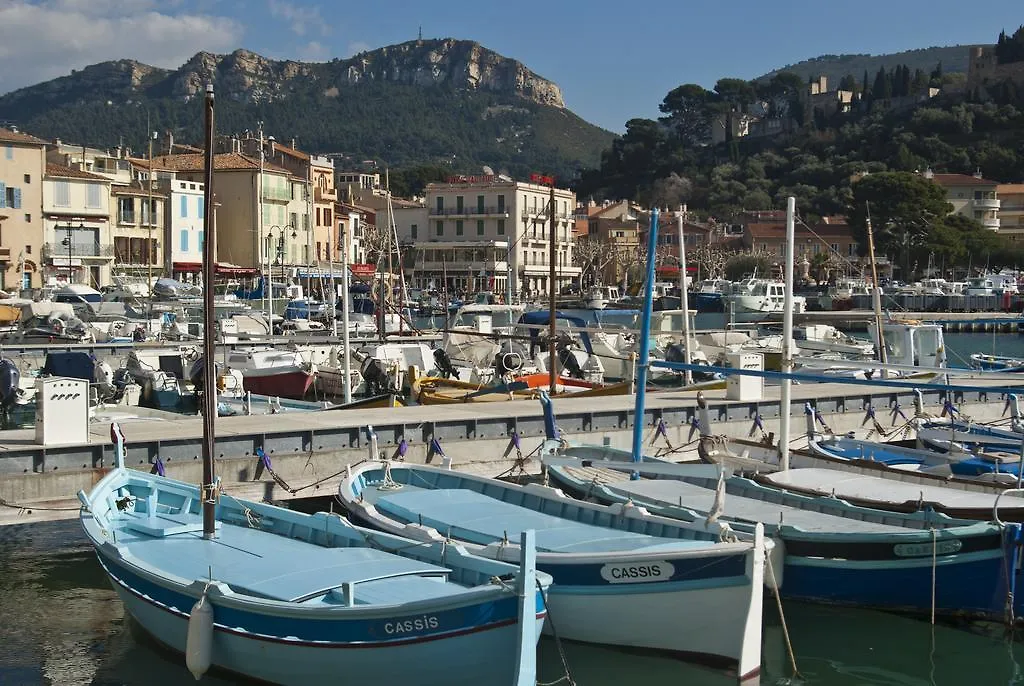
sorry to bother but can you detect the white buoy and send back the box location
[185,592,214,680]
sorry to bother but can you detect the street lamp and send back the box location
[265,224,297,326]
[61,221,84,285]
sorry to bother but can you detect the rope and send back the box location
[930,528,938,626]
[535,577,577,686]
[0,497,82,513]
[766,552,801,679]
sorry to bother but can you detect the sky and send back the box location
[1,0,1022,132]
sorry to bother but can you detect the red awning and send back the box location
[350,263,376,277]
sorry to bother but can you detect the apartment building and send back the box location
[155,176,207,280]
[996,184,1024,241]
[925,170,1001,230]
[393,176,578,297]
[110,183,166,280]
[42,164,114,287]
[0,127,47,290]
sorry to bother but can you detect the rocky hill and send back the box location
[757,44,984,85]
[0,39,612,179]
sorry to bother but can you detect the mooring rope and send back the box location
[766,552,801,679]
[534,577,577,686]
[930,528,938,626]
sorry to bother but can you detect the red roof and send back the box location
[0,127,46,145]
[45,163,108,181]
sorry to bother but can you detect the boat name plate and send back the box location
[892,540,962,558]
[599,561,675,583]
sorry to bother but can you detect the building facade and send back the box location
[42,164,114,287]
[111,183,166,281]
[996,183,1024,240]
[0,128,47,290]
[395,176,577,297]
[926,170,1001,230]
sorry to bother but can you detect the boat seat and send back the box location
[121,510,219,537]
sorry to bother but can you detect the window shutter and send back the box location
[12,187,21,209]
[0,181,5,208]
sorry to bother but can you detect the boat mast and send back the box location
[865,204,889,377]
[200,83,218,539]
[329,219,338,337]
[778,197,796,471]
[631,208,660,464]
[677,206,692,385]
[340,218,353,404]
[547,181,557,395]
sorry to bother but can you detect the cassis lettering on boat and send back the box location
[599,561,675,583]
[383,615,441,634]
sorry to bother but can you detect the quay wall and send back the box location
[0,382,1016,524]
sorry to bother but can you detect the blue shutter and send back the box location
[197,197,204,218]
[12,187,21,209]
[180,230,189,253]
[180,196,188,218]
[0,181,5,209]
[199,231,205,253]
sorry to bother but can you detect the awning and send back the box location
[173,262,258,276]
[350,263,376,277]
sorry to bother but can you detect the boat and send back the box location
[693,279,730,313]
[225,346,316,399]
[970,353,1024,372]
[339,457,767,679]
[78,86,548,686]
[411,373,630,405]
[79,428,549,685]
[821,277,873,311]
[582,285,620,310]
[541,447,1018,622]
[723,275,806,319]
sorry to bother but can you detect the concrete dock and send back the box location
[2,374,1022,526]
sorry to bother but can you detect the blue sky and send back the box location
[1,0,1022,132]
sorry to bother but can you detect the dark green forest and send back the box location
[574,26,1024,274]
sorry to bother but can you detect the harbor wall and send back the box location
[0,382,1014,524]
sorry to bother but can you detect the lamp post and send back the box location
[61,221,84,285]
[266,224,297,328]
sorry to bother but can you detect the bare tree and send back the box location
[573,235,615,286]
[359,222,393,265]
[690,244,728,281]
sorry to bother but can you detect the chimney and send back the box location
[924,167,934,180]
[166,130,174,155]
[974,168,983,179]
[291,137,296,149]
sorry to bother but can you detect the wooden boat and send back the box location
[971,353,1024,372]
[542,446,1017,622]
[79,88,548,686]
[340,458,767,680]
[413,373,631,405]
[79,429,548,685]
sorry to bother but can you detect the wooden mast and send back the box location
[200,83,218,539]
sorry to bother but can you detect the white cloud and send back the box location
[267,0,327,37]
[0,1,243,94]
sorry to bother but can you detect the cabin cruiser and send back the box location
[582,285,620,310]
[433,303,526,383]
[724,276,805,318]
[693,279,730,312]
[821,278,873,310]
[225,347,317,399]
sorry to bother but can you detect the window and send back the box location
[180,230,189,253]
[290,212,298,231]
[303,213,310,231]
[497,219,505,235]
[477,195,485,213]
[23,174,30,184]
[497,194,505,213]
[830,243,839,254]
[4,145,11,160]
[324,208,332,227]
[476,220,484,236]
[317,242,322,260]
[0,181,4,208]
[436,220,444,236]
[23,214,29,223]
[84,184,101,209]
[25,244,31,254]
[199,231,205,252]
[198,197,205,219]
[119,197,134,224]
[180,196,188,218]
[6,187,21,209]
[411,224,418,239]
[456,220,464,236]
[114,236,129,262]
[262,205,270,225]
[436,197,444,213]
[316,207,321,226]
[54,181,71,208]
[456,196,464,214]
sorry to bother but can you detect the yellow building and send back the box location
[997,184,1024,240]
[0,128,47,290]
[926,170,1001,230]
[42,164,115,287]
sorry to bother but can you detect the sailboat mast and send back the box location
[677,206,693,385]
[200,83,218,539]
[865,206,888,377]
[548,182,557,395]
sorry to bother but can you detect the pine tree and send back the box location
[872,67,887,99]
[899,65,911,98]
[862,69,870,95]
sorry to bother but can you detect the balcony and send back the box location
[983,218,1001,230]
[0,247,10,261]
[428,206,510,218]
[42,242,115,259]
[315,187,338,202]
[263,187,292,202]
[973,198,1001,210]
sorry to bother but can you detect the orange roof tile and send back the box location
[150,152,291,174]
[271,143,310,161]
[45,163,108,181]
[0,127,46,145]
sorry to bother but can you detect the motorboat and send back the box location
[723,276,805,319]
[581,285,620,310]
[225,347,316,399]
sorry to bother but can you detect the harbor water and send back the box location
[3,519,1024,685]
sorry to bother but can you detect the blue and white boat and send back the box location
[339,457,768,681]
[79,85,549,686]
[79,428,548,685]
[542,444,1017,622]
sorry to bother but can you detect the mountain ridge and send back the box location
[756,44,986,85]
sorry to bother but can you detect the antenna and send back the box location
[418,26,422,40]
